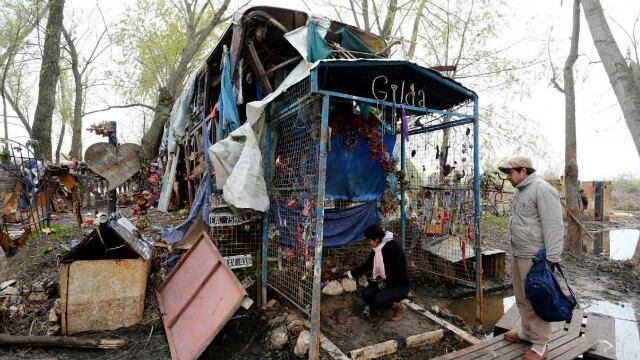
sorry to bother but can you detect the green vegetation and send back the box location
[611,174,640,210]
[481,213,510,229]
[43,224,75,241]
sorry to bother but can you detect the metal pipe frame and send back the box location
[308,95,330,360]
[472,95,484,326]
[261,123,272,309]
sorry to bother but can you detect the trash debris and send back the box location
[269,325,289,350]
[294,330,311,356]
[342,278,357,292]
[322,280,344,295]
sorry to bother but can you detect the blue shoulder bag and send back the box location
[524,249,577,322]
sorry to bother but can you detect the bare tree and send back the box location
[31,0,65,161]
[582,0,640,159]
[563,0,583,253]
[61,24,110,160]
[54,70,71,164]
[1,0,46,147]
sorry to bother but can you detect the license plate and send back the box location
[224,254,253,269]
[208,211,254,227]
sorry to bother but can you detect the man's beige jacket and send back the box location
[509,172,564,263]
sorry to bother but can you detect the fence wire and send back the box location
[398,111,478,284]
[266,79,322,314]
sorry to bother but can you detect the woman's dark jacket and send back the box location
[350,240,410,288]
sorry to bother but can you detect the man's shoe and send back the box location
[523,349,549,360]
[504,330,521,342]
[391,302,406,321]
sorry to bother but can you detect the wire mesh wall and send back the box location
[395,110,478,284]
[266,79,322,314]
[0,139,49,256]
[211,221,262,298]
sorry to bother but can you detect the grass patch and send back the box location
[481,213,510,229]
[42,224,75,241]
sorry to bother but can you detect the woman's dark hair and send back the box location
[364,224,385,242]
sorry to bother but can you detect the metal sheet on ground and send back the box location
[156,232,247,360]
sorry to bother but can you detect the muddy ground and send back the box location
[1,209,639,359]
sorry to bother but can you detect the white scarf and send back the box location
[372,231,394,279]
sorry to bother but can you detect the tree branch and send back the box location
[547,27,564,93]
[83,103,156,116]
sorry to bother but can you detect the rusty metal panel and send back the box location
[111,217,154,260]
[84,143,142,190]
[60,258,150,335]
[157,232,247,360]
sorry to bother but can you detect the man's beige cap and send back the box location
[498,156,533,173]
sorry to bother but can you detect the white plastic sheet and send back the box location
[209,123,269,212]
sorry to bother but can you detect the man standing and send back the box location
[499,156,564,360]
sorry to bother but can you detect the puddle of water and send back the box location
[585,228,640,260]
[582,299,640,360]
[445,289,515,329]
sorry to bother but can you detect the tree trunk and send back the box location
[31,0,65,161]
[631,231,640,269]
[55,121,65,164]
[407,0,426,59]
[139,0,231,160]
[564,0,582,254]
[381,0,398,40]
[582,0,640,158]
[141,87,173,158]
[62,28,84,160]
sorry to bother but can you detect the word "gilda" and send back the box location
[371,75,427,107]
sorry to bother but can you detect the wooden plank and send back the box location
[583,313,616,360]
[494,305,520,335]
[319,333,350,360]
[431,334,506,360]
[157,146,181,212]
[402,299,481,345]
[244,41,273,94]
[473,320,574,360]
[550,335,598,360]
[435,309,583,360]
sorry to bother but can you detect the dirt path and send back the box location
[1,210,639,359]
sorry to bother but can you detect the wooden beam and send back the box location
[0,334,126,349]
[402,299,481,345]
[244,40,273,94]
[265,56,302,76]
[319,333,350,360]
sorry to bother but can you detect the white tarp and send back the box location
[209,123,269,212]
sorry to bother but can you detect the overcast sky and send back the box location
[4,0,640,180]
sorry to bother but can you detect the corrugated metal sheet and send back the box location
[156,232,247,360]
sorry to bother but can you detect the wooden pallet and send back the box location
[433,306,616,360]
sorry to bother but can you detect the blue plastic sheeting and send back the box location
[162,121,214,244]
[325,132,395,202]
[218,51,240,141]
[274,201,378,248]
[322,201,379,247]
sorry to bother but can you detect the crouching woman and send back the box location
[345,224,410,321]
